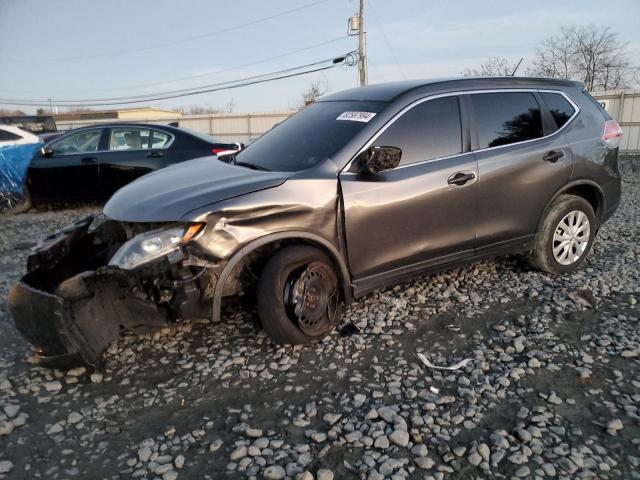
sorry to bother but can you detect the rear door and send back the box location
[27,128,104,202]
[340,95,478,291]
[470,90,574,254]
[99,126,173,198]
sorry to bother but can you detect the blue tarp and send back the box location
[0,142,42,210]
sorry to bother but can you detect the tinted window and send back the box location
[540,92,576,129]
[0,129,21,141]
[472,92,543,149]
[234,101,386,172]
[51,129,102,155]
[109,127,151,151]
[374,96,462,166]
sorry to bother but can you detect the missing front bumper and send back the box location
[7,216,188,368]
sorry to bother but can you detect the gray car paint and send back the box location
[103,77,621,299]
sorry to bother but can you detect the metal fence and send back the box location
[591,90,640,154]
[56,111,295,143]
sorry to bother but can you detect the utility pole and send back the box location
[357,0,367,86]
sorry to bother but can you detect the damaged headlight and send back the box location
[108,224,204,270]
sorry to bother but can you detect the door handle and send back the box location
[447,171,476,186]
[543,150,565,162]
[147,151,163,158]
[81,157,98,164]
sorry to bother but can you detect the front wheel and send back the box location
[257,245,342,344]
[529,194,597,274]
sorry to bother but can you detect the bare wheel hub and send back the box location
[284,262,336,336]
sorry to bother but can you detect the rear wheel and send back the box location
[529,194,596,274]
[257,245,341,344]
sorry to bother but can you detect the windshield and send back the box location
[234,101,386,172]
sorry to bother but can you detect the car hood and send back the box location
[103,156,288,222]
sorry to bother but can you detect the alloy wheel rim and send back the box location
[552,210,590,266]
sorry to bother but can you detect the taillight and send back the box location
[602,120,623,147]
[211,148,227,155]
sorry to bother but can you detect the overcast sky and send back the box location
[1,0,639,114]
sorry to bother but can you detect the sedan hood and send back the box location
[104,157,288,222]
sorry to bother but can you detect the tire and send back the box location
[257,245,342,344]
[5,187,32,214]
[529,194,597,274]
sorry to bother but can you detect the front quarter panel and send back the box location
[184,174,341,262]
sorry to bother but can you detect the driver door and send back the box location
[28,128,105,202]
[338,95,478,293]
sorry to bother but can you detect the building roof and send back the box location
[54,107,180,121]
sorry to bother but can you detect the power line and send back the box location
[41,35,350,95]
[0,54,350,104]
[0,53,356,107]
[4,0,332,63]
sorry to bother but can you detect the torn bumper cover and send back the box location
[8,216,210,367]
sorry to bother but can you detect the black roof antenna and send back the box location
[510,57,524,76]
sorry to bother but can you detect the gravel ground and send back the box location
[0,179,638,480]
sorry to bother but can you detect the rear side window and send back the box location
[0,129,21,141]
[151,130,171,148]
[540,92,576,129]
[109,127,152,151]
[374,96,462,166]
[472,92,543,149]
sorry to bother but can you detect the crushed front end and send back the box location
[8,215,217,367]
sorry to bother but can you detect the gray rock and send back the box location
[0,461,14,474]
[264,465,286,479]
[317,468,334,480]
[230,446,247,461]
[389,429,409,447]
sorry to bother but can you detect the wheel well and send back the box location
[219,238,352,303]
[562,184,604,220]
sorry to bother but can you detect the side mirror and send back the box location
[359,146,402,174]
[40,146,54,158]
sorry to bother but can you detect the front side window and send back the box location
[51,129,102,155]
[234,100,387,172]
[540,92,576,129]
[373,96,462,166]
[109,127,151,151]
[472,92,543,149]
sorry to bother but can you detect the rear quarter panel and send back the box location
[562,86,621,217]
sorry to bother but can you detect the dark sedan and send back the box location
[23,123,239,206]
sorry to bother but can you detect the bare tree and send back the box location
[530,25,635,91]
[462,57,520,77]
[184,105,223,115]
[297,79,328,109]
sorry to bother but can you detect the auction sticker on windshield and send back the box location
[336,111,377,122]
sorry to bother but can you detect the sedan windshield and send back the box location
[234,101,386,172]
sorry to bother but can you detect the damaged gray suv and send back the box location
[9,77,623,366]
